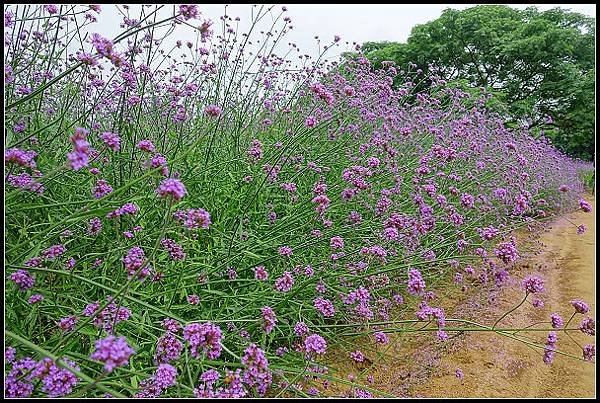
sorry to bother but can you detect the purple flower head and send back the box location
[87,217,102,235]
[294,321,309,337]
[583,344,595,362]
[137,139,155,152]
[35,358,81,397]
[91,335,135,372]
[407,269,426,296]
[42,244,67,260]
[374,331,389,344]
[57,315,79,333]
[278,246,293,256]
[155,332,184,364]
[253,265,269,281]
[261,306,277,334]
[5,148,38,168]
[204,104,222,117]
[179,5,200,20]
[274,271,294,292]
[350,350,365,362]
[100,131,120,151]
[183,322,223,359]
[173,208,211,230]
[161,238,186,261]
[305,116,317,127]
[106,202,139,219]
[304,334,327,355]
[10,269,35,291]
[330,236,344,249]
[122,246,151,280]
[154,363,178,389]
[92,179,113,199]
[156,178,187,200]
[241,343,272,396]
[571,299,589,314]
[161,318,182,333]
[313,297,335,317]
[579,317,595,336]
[579,199,592,213]
[550,313,563,329]
[494,238,519,265]
[521,275,545,294]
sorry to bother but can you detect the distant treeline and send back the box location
[350,5,595,161]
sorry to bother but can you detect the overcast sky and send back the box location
[80,3,595,62]
[215,3,597,45]
[8,4,593,68]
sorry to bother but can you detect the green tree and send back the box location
[361,5,595,160]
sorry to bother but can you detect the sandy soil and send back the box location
[411,193,596,398]
[320,194,595,398]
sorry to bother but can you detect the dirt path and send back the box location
[411,193,596,398]
[319,194,595,398]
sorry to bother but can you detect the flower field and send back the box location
[4,5,595,398]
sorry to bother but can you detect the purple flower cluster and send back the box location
[87,217,102,235]
[33,357,81,397]
[28,294,44,304]
[579,198,592,213]
[82,296,131,333]
[137,139,155,152]
[183,322,223,359]
[5,148,37,168]
[261,306,277,333]
[41,244,67,260]
[278,245,293,256]
[241,343,272,396]
[253,265,269,280]
[10,269,35,291]
[313,297,335,317]
[579,317,595,336]
[521,275,545,294]
[274,271,294,292]
[583,344,595,362]
[550,313,563,328]
[156,178,187,200]
[571,299,590,314]
[58,315,79,333]
[247,138,264,163]
[92,179,113,199]
[330,236,344,249]
[173,208,211,229]
[304,334,327,355]
[494,237,519,265]
[67,127,92,170]
[155,332,184,364]
[106,202,139,218]
[100,131,121,151]
[91,335,135,372]
[135,364,178,397]
[294,321,309,337]
[122,246,151,280]
[160,238,186,260]
[194,368,247,398]
[407,269,426,296]
[542,331,558,365]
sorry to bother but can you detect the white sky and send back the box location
[85,3,596,62]
[281,3,596,45]
[7,4,595,67]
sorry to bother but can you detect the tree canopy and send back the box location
[361,5,595,161]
